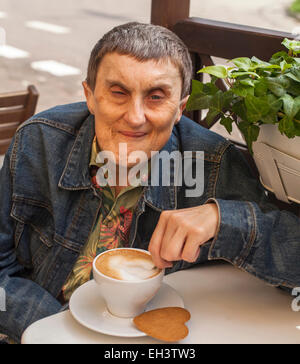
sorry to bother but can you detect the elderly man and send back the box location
[0,22,299,343]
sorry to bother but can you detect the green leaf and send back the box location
[186,94,213,111]
[232,84,254,97]
[250,57,281,71]
[269,51,290,65]
[222,90,235,109]
[203,82,219,95]
[220,116,234,133]
[238,121,260,153]
[253,78,268,96]
[280,60,292,72]
[286,77,300,96]
[210,90,224,112]
[240,78,255,87]
[282,38,300,54]
[191,79,204,94]
[198,65,228,78]
[260,112,278,124]
[251,56,270,66]
[231,57,252,70]
[210,75,218,84]
[285,72,300,82]
[254,64,281,71]
[264,94,283,112]
[229,71,260,79]
[244,95,270,123]
[290,66,300,81]
[205,109,220,126]
[280,94,300,119]
[279,116,296,138]
[293,58,300,64]
[295,109,300,119]
[186,79,232,112]
[265,76,290,97]
[292,95,300,117]
[232,100,247,120]
[186,80,214,111]
[206,89,234,114]
[294,120,300,136]
[281,94,294,118]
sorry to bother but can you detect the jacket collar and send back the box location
[59,113,179,211]
[59,114,95,190]
[143,133,179,212]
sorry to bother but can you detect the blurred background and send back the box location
[1,0,300,113]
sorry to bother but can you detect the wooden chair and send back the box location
[151,0,300,217]
[0,85,39,154]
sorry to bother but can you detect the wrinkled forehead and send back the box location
[98,51,181,71]
[96,52,183,89]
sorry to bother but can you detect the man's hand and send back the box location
[148,203,219,269]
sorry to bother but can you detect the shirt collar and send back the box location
[89,136,101,169]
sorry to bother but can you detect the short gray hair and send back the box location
[86,22,192,98]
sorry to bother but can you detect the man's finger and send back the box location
[148,211,173,269]
[181,234,201,263]
[160,225,186,262]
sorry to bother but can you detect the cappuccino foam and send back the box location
[95,249,160,281]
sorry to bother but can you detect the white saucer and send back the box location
[69,279,184,337]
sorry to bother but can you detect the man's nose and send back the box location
[124,98,146,127]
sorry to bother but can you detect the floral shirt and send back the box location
[62,139,144,301]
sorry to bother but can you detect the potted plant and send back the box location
[186,38,300,203]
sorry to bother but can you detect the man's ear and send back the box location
[175,95,189,124]
[82,81,95,115]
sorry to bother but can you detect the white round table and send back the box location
[21,262,300,344]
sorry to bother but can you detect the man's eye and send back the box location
[150,94,163,101]
[112,91,125,95]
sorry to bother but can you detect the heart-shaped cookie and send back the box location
[133,307,191,342]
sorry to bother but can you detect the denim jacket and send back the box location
[0,102,299,342]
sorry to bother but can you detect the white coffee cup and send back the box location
[92,248,164,318]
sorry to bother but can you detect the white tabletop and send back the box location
[21,262,300,344]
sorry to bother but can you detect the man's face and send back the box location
[83,52,188,168]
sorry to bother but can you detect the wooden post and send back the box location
[151,0,190,29]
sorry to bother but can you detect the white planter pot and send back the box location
[252,124,300,204]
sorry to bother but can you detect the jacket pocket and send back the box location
[11,198,54,274]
